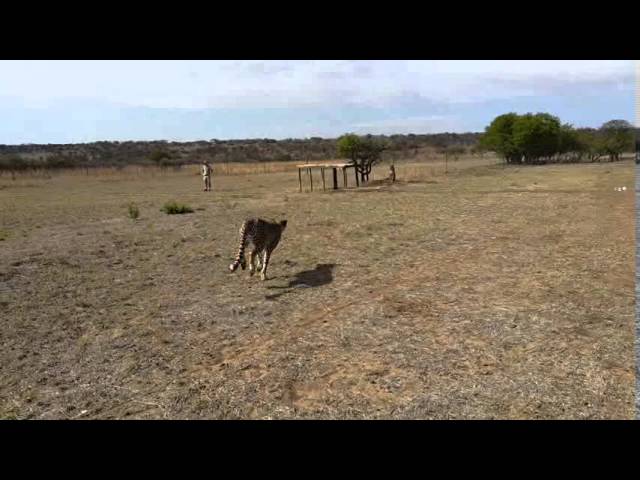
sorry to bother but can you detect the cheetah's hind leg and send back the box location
[260,250,270,281]
[248,250,256,276]
[254,250,263,272]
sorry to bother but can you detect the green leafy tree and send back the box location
[599,120,633,161]
[575,129,606,162]
[337,133,386,184]
[555,124,583,162]
[512,113,562,164]
[479,113,521,164]
[481,112,596,164]
[337,134,362,162]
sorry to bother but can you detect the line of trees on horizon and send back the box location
[0,131,480,172]
[0,116,636,173]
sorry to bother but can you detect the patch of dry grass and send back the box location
[214,161,301,176]
[0,161,302,181]
[0,157,634,419]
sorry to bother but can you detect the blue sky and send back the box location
[0,60,635,144]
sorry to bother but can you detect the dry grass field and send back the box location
[0,156,635,419]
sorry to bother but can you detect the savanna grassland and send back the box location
[0,155,634,419]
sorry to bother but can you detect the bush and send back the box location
[128,203,140,220]
[150,150,172,166]
[45,154,77,169]
[161,201,193,215]
[479,112,630,165]
[0,155,30,171]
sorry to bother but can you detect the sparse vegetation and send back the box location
[128,203,140,220]
[161,200,193,215]
[0,157,633,419]
[437,146,466,173]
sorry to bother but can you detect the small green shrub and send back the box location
[161,201,193,215]
[128,203,140,220]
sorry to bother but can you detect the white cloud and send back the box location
[0,60,633,111]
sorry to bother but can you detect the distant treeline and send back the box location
[0,121,637,172]
[0,133,481,172]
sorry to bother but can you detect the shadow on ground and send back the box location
[265,263,335,300]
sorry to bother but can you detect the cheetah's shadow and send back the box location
[264,263,335,300]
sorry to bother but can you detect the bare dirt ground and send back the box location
[0,157,635,419]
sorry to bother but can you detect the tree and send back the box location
[481,112,590,165]
[149,149,172,168]
[337,133,386,184]
[599,120,633,162]
[511,113,562,164]
[555,124,579,161]
[479,113,521,164]
[575,129,606,162]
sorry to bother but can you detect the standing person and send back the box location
[201,160,212,191]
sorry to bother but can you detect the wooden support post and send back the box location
[308,168,313,192]
[354,166,360,187]
[343,168,347,188]
[321,167,326,191]
[298,168,302,192]
[332,168,338,189]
